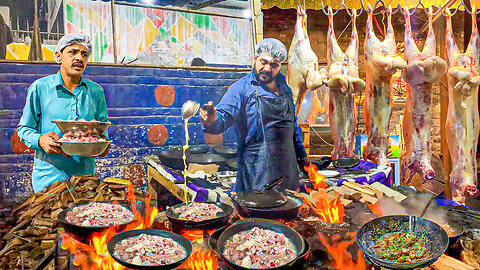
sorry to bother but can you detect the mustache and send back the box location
[72,61,84,68]
[259,70,272,76]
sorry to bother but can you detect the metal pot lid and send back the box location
[332,156,360,168]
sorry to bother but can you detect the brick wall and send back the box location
[0,62,247,202]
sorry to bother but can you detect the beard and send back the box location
[254,64,277,84]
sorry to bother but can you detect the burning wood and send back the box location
[304,163,327,190]
[179,249,219,270]
[59,184,158,270]
[300,189,345,223]
[0,175,134,269]
[319,232,366,270]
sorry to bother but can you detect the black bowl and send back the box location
[356,215,448,269]
[107,229,192,270]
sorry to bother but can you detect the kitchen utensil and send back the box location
[107,229,192,270]
[356,215,448,269]
[217,219,305,270]
[181,100,200,120]
[60,140,111,157]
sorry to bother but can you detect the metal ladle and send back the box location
[181,100,200,120]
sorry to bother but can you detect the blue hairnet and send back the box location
[55,33,92,63]
[254,38,287,63]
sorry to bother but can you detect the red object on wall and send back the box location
[147,124,169,145]
[10,129,33,154]
[154,85,176,107]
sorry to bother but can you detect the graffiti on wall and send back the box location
[64,0,253,66]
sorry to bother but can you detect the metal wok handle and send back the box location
[183,215,225,228]
[264,178,283,191]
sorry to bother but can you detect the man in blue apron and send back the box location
[200,38,309,192]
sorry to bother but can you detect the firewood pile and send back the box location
[0,175,130,269]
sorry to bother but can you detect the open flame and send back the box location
[366,202,384,217]
[300,189,344,223]
[179,249,219,270]
[60,184,159,269]
[304,163,327,191]
[319,232,366,270]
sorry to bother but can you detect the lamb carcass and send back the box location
[445,7,480,203]
[363,5,406,165]
[326,7,366,159]
[287,4,328,115]
[401,7,447,183]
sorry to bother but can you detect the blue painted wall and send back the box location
[0,62,247,202]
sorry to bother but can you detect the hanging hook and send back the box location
[321,1,329,16]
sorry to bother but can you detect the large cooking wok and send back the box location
[232,195,303,221]
[208,224,311,269]
[157,146,227,170]
[57,201,140,242]
[107,229,192,270]
[217,219,305,270]
[356,215,449,269]
[165,201,233,230]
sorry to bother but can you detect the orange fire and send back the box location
[304,163,327,191]
[366,202,384,217]
[319,232,366,270]
[300,189,344,223]
[179,249,219,270]
[60,184,159,269]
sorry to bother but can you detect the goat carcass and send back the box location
[445,7,480,203]
[327,7,365,159]
[287,5,327,115]
[363,5,406,165]
[401,7,447,183]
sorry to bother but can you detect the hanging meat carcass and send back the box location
[445,7,480,203]
[287,4,328,115]
[401,7,447,183]
[326,7,366,159]
[363,5,407,165]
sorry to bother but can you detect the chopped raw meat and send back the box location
[113,233,187,266]
[65,202,134,227]
[222,227,297,269]
[173,202,223,222]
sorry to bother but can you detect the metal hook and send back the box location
[321,1,329,16]
[432,4,444,16]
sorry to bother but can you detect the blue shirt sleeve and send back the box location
[204,83,243,134]
[293,116,307,159]
[17,83,43,151]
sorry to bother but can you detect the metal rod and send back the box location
[418,0,457,33]
[114,0,248,20]
[111,0,118,64]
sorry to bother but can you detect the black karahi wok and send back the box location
[57,201,139,242]
[356,215,448,269]
[165,201,233,230]
[212,146,236,158]
[157,145,207,170]
[208,223,311,269]
[231,178,288,208]
[216,219,305,270]
[107,229,192,270]
[231,195,303,222]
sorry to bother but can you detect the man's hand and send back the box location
[39,132,71,158]
[297,157,310,175]
[199,101,217,127]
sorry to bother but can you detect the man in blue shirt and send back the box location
[200,38,309,192]
[17,34,109,192]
